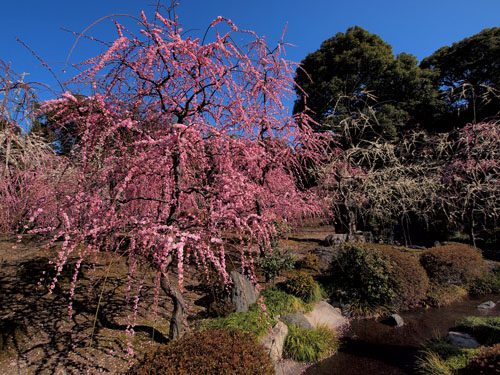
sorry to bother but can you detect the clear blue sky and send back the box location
[1,0,499,102]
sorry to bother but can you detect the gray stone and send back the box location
[477,300,496,310]
[322,234,348,247]
[312,246,342,269]
[303,301,348,331]
[229,271,257,312]
[282,313,313,329]
[409,245,427,250]
[260,321,288,363]
[446,331,480,349]
[384,314,404,327]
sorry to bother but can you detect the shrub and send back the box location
[425,284,467,307]
[283,325,338,362]
[329,243,429,315]
[420,243,487,286]
[469,269,500,295]
[296,252,322,273]
[415,338,478,375]
[258,247,295,282]
[129,328,275,375]
[457,316,500,346]
[281,271,323,303]
[462,344,500,375]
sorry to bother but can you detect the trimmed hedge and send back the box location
[129,328,275,375]
[462,343,500,375]
[329,243,429,314]
[281,271,323,303]
[420,243,487,286]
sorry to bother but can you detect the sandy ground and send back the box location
[0,227,333,374]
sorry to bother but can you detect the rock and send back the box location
[383,314,404,327]
[322,234,348,247]
[433,241,442,247]
[229,271,257,312]
[312,246,342,270]
[260,321,288,363]
[477,300,496,310]
[282,313,313,329]
[409,245,427,250]
[303,301,348,331]
[446,331,480,349]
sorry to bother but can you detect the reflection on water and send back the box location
[306,294,500,375]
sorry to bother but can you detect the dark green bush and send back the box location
[129,328,275,375]
[457,316,500,346]
[329,243,429,315]
[258,247,295,282]
[420,243,487,286]
[281,271,323,303]
[415,337,478,374]
[469,268,500,295]
[425,284,468,307]
[296,252,322,273]
[462,343,500,374]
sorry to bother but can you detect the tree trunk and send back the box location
[160,272,186,340]
[469,208,477,248]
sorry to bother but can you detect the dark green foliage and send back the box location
[421,27,500,129]
[129,328,275,375]
[281,271,323,303]
[294,26,439,143]
[420,243,487,286]
[258,247,295,282]
[296,252,322,274]
[329,243,429,315]
[457,317,500,347]
[199,288,310,337]
[462,344,500,375]
[283,325,338,362]
[468,268,500,295]
[415,338,478,375]
[425,284,467,307]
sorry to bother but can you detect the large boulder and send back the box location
[322,234,348,247]
[446,331,480,349]
[229,271,257,312]
[383,314,404,327]
[312,246,342,270]
[477,300,496,310]
[303,301,348,331]
[282,313,313,329]
[260,321,289,363]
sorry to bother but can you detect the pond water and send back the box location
[306,294,500,375]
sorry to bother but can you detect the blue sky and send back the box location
[1,0,499,103]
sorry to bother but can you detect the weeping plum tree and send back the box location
[31,12,329,341]
[0,60,70,233]
[441,122,500,246]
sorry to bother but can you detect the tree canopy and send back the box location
[294,26,439,143]
[421,27,500,128]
